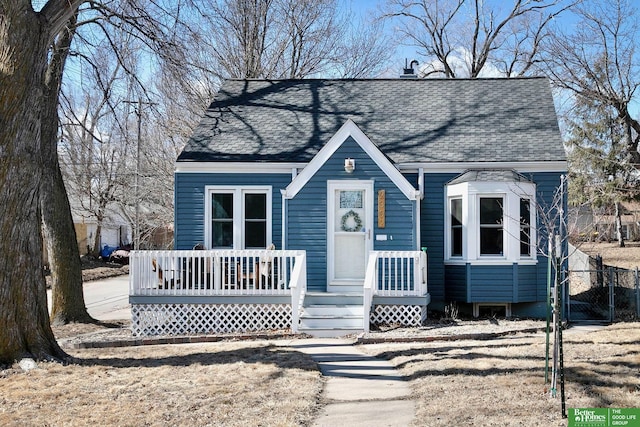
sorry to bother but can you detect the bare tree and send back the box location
[541,0,640,171]
[539,0,640,247]
[59,41,137,257]
[182,0,392,79]
[383,0,575,78]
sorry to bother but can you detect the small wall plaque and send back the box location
[378,190,385,228]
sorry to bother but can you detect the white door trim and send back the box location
[327,180,374,291]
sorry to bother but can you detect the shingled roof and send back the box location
[178,77,565,164]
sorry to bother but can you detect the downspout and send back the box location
[416,168,424,250]
[281,167,297,250]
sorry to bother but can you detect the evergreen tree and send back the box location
[566,93,639,246]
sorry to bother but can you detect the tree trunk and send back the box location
[92,222,103,258]
[40,14,94,325]
[614,201,625,248]
[0,3,71,365]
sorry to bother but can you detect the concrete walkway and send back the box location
[284,339,415,427]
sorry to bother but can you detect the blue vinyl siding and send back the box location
[174,172,291,250]
[468,264,515,302]
[287,137,416,291]
[444,264,466,301]
[518,264,539,301]
[420,173,457,303]
[529,171,566,301]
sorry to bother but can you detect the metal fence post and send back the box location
[565,269,571,322]
[636,267,639,320]
[609,266,615,323]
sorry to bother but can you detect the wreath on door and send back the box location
[341,210,363,232]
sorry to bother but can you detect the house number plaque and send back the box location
[378,190,385,228]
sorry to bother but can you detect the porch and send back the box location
[129,249,429,337]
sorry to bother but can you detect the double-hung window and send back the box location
[450,198,463,257]
[206,186,271,249]
[479,197,504,256]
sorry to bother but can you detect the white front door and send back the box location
[327,181,373,291]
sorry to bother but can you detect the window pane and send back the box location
[480,198,503,225]
[211,193,234,248]
[451,199,462,226]
[245,222,266,248]
[212,193,233,219]
[212,222,233,248]
[450,199,462,256]
[451,227,462,256]
[520,198,530,225]
[245,193,266,219]
[480,228,503,255]
[520,198,531,256]
[520,229,530,256]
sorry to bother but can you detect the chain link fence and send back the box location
[567,257,640,322]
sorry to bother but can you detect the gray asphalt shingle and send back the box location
[178,78,565,164]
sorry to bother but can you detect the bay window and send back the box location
[445,171,536,264]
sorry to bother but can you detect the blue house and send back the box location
[129,77,566,337]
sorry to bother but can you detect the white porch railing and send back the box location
[363,250,428,332]
[130,249,305,297]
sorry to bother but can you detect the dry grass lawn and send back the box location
[1,323,639,426]
[361,322,640,427]
[0,342,321,427]
[577,241,640,270]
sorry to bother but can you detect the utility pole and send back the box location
[135,99,141,250]
[124,98,155,250]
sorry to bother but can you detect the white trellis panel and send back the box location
[131,303,292,336]
[370,304,426,326]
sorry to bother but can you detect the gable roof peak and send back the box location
[283,120,418,200]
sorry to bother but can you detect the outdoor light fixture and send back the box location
[344,158,355,173]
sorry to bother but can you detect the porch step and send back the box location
[304,292,363,305]
[300,313,364,329]
[303,304,363,316]
[297,327,364,338]
[298,292,365,338]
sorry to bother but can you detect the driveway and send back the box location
[47,274,131,321]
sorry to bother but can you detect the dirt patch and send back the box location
[52,320,130,340]
[576,241,640,270]
[361,322,640,426]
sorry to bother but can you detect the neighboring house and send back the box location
[570,202,640,242]
[69,197,131,255]
[130,77,567,337]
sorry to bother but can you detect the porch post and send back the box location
[281,188,288,250]
[416,168,423,251]
[213,254,221,290]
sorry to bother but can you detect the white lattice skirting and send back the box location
[370,304,427,326]
[131,303,292,337]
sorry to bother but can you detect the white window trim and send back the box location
[445,181,537,265]
[204,185,272,249]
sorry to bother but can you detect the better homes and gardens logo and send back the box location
[568,408,640,427]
